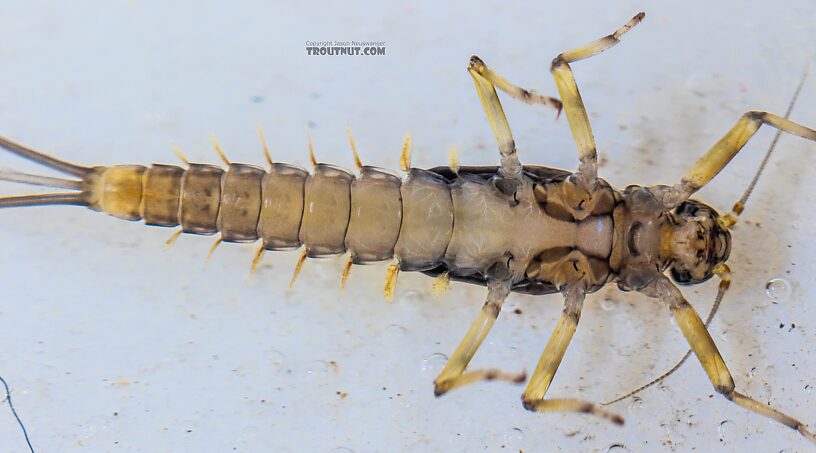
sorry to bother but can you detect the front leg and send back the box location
[467,59,525,180]
[643,276,816,443]
[658,111,816,208]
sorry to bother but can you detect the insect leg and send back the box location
[433,279,526,396]
[607,71,812,404]
[660,111,816,208]
[645,276,816,443]
[467,61,522,179]
[603,266,731,405]
[550,12,644,184]
[467,56,562,113]
[520,285,622,422]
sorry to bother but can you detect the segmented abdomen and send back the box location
[90,162,454,271]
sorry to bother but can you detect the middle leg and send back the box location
[550,12,645,183]
[521,285,623,423]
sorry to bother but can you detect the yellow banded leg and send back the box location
[433,280,526,396]
[603,266,732,406]
[656,277,815,443]
[550,12,644,183]
[662,111,816,207]
[468,62,521,179]
[468,56,562,113]
[521,286,622,423]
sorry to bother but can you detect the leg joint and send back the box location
[550,54,566,71]
[521,395,536,412]
[468,55,485,70]
[715,383,735,399]
[745,110,767,122]
[433,381,447,397]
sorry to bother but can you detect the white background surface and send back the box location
[1,1,815,452]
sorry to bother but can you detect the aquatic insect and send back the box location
[1,11,815,446]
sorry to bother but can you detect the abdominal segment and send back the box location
[91,161,615,291]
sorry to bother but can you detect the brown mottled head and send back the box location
[667,200,731,285]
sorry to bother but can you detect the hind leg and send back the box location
[433,279,526,395]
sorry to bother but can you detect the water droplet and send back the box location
[399,289,425,303]
[627,396,644,414]
[267,350,285,372]
[600,298,617,311]
[250,95,265,103]
[420,353,448,377]
[383,324,408,341]
[329,448,354,453]
[765,278,791,303]
[502,427,524,449]
[718,419,734,442]
[603,443,629,453]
